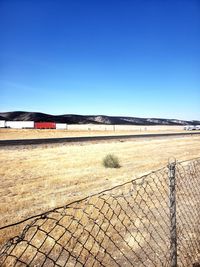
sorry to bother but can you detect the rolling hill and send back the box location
[0,111,199,125]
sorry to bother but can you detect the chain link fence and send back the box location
[176,159,200,266]
[0,158,200,267]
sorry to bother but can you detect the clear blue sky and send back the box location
[0,0,199,120]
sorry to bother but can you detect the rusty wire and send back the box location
[0,158,199,267]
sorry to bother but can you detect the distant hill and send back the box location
[0,111,199,125]
[0,115,6,120]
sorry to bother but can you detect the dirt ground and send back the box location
[0,134,200,248]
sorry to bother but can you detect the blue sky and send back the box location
[0,0,199,120]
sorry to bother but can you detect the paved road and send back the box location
[0,131,200,146]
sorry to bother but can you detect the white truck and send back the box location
[195,125,200,130]
[0,120,5,128]
[56,123,68,129]
[6,121,34,129]
[184,125,199,131]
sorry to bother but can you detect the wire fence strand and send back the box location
[0,158,200,267]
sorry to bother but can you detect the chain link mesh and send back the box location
[176,158,200,266]
[0,158,199,267]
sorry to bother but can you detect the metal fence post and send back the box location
[168,160,177,267]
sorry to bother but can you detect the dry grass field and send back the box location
[0,134,200,250]
[0,126,187,140]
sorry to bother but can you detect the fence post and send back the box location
[168,160,177,267]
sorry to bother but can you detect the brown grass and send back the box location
[0,135,200,248]
[0,127,189,140]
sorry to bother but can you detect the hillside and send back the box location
[0,111,199,125]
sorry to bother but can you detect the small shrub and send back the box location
[103,154,120,168]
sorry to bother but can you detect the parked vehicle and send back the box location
[0,120,5,128]
[184,125,199,131]
[6,121,34,129]
[56,123,67,129]
[0,121,68,130]
[34,122,56,129]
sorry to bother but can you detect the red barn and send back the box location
[34,122,56,129]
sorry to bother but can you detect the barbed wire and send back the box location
[0,158,200,267]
